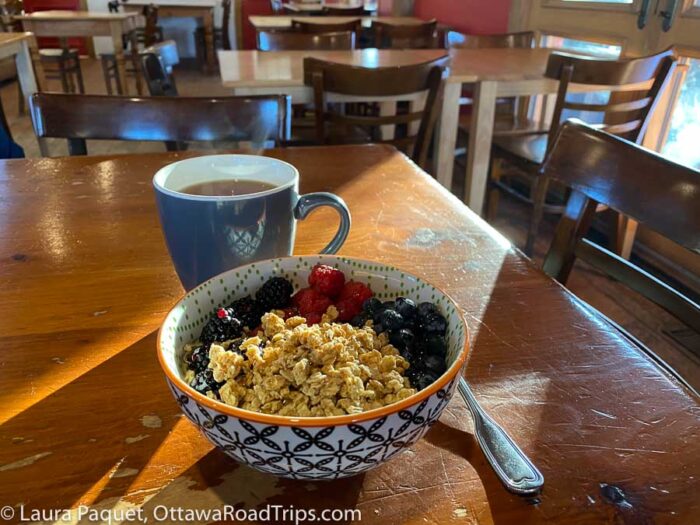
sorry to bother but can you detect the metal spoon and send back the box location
[458,377,544,495]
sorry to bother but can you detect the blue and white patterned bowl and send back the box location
[158,255,470,480]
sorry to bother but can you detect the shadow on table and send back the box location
[0,331,180,510]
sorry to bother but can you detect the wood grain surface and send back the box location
[0,145,698,524]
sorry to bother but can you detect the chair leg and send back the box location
[525,175,549,257]
[74,58,85,94]
[611,213,638,260]
[486,157,503,222]
[101,58,114,95]
[58,61,70,93]
[17,84,25,116]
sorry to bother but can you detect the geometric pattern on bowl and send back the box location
[158,255,469,479]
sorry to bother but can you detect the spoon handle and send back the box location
[458,378,544,495]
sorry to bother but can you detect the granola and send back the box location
[183,308,416,417]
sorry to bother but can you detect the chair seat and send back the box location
[459,113,549,137]
[39,48,79,59]
[492,133,549,168]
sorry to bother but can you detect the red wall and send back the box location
[380,0,511,34]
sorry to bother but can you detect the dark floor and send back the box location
[4,57,699,393]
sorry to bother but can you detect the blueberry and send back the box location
[400,347,415,363]
[417,302,440,318]
[380,309,404,331]
[414,371,440,391]
[419,312,447,336]
[389,327,415,350]
[362,297,382,315]
[424,354,447,375]
[423,335,447,356]
[394,297,417,322]
[373,322,384,334]
[382,301,396,310]
[190,369,223,397]
[351,314,368,327]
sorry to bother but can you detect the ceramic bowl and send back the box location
[158,255,469,480]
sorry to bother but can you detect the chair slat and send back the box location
[29,93,292,155]
[575,238,700,333]
[563,97,651,113]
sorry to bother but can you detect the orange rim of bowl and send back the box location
[157,257,470,427]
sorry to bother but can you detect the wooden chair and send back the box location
[101,4,162,95]
[257,30,356,51]
[195,0,232,66]
[140,41,180,96]
[447,30,545,139]
[541,120,700,378]
[322,6,365,16]
[488,48,677,256]
[303,55,448,168]
[291,18,361,35]
[39,40,85,96]
[373,19,440,49]
[29,93,291,156]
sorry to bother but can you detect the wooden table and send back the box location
[16,10,140,96]
[122,0,217,73]
[0,32,45,109]
[249,14,421,30]
[0,145,698,523]
[285,1,377,13]
[218,48,652,214]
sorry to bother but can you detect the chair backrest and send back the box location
[292,18,361,34]
[140,41,180,96]
[29,93,291,155]
[446,30,535,49]
[221,0,232,50]
[542,120,700,335]
[544,48,677,151]
[323,6,365,16]
[373,19,440,49]
[303,55,449,168]
[143,4,161,47]
[257,30,356,51]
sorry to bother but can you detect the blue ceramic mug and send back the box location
[153,155,351,290]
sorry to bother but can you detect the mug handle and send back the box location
[294,192,351,254]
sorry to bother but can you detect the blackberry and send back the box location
[190,368,224,398]
[200,308,243,347]
[255,277,294,311]
[229,295,262,329]
[186,345,210,373]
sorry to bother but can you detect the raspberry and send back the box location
[305,312,323,325]
[281,307,299,320]
[338,281,373,308]
[308,264,346,298]
[292,287,332,316]
[336,299,363,322]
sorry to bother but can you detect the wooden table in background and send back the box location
[248,14,421,30]
[218,48,650,215]
[122,0,217,73]
[16,10,139,95]
[0,32,45,108]
[0,145,698,523]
